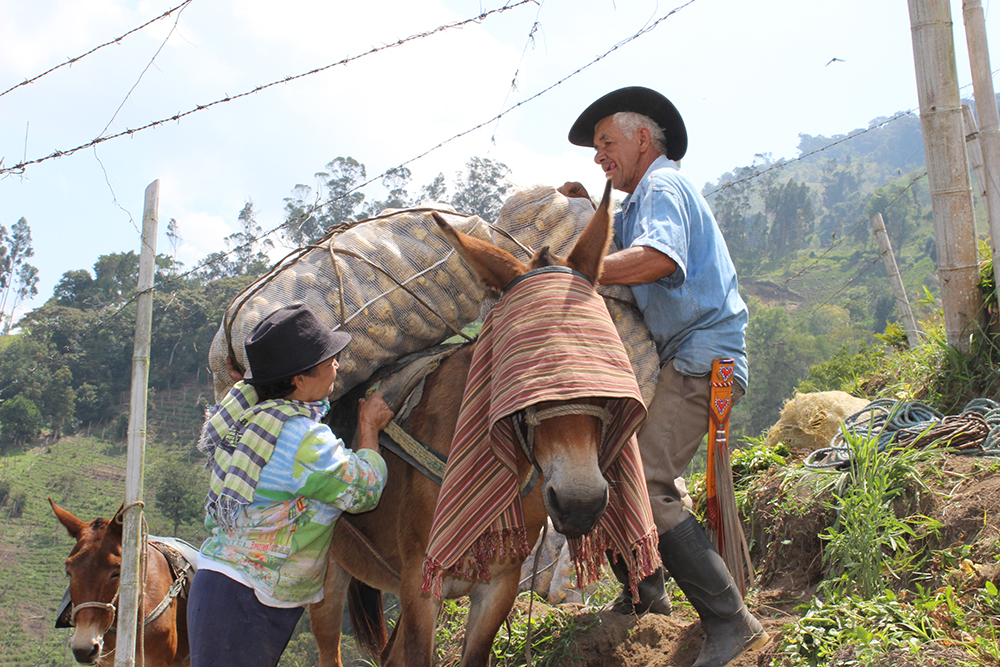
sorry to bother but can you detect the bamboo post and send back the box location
[115,180,159,667]
[907,0,983,351]
[964,105,987,199]
[871,213,922,347]
[962,0,1000,305]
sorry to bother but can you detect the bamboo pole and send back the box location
[962,0,1000,303]
[907,0,983,351]
[115,180,159,667]
[871,213,922,348]
[964,104,988,199]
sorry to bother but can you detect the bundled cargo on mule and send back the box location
[207,206,491,402]
[208,186,660,408]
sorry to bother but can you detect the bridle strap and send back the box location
[70,590,119,635]
[513,403,612,474]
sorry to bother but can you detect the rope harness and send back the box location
[805,397,1000,470]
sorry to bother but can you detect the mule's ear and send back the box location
[566,177,614,285]
[432,212,526,292]
[107,503,126,540]
[50,497,86,540]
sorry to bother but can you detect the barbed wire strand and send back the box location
[0,0,196,100]
[0,0,538,177]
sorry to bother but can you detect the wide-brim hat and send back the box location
[244,304,351,385]
[568,86,687,161]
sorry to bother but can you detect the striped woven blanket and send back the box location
[421,268,660,597]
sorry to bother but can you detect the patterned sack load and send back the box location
[207,208,491,402]
[492,185,660,406]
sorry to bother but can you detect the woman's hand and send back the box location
[356,392,393,452]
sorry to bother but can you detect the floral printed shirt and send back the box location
[197,415,387,607]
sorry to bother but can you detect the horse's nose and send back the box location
[546,481,609,537]
[72,642,101,665]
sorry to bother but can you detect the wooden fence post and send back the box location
[115,180,159,667]
[871,213,922,348]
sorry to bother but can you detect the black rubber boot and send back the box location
[606,550,672,616]
[658,515,769,667]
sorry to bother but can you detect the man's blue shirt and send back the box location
[615,156,749,389]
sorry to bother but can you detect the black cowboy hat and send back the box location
[568,86,688,161]
[244,304,351,385]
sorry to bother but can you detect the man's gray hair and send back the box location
[613,111,667,156]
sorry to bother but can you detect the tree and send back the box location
[199,201,274,280]
[283,157,368,246]
[765,179,815,256]
[0,394,44,449]
[450,157,511,221]
[0,218,39,333]
[40,366,75,439]
[362,167,413,218]
[417,173,447,205]
[152,455,205,535]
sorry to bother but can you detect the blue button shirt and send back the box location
[615,156,749,389]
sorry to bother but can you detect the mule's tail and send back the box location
[348,579,387,661]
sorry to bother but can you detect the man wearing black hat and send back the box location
[188,304,393,667]
[560,87,766,667]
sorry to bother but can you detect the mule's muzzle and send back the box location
[71,640,102,665]
[544,478,609,537]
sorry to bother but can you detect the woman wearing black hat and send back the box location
[188,304,393,667]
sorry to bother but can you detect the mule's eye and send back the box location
[110,570,120,580]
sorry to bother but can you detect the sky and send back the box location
[2,0,1000,323]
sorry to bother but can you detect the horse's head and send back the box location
[433,179,619,537]
[51,498,124,665]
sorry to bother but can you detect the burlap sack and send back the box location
[207,207,490,402]
[492,185,660,406]
[764,390,872,451]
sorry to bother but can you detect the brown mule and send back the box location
[310,178,639,667]
[51,499,190,667]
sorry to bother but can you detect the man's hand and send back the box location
[226,355,245,383]
[557,182,592,201]
[356,392,393,452]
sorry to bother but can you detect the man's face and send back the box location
[593,116,645,194]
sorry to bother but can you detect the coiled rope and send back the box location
[805,398,1000,469]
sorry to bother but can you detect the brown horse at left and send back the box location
[50,499,190,667]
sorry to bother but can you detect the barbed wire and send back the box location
[0,0,196,100]
[0,0,538,177]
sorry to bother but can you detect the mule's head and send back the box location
[433,178,616,537]
[51,498,124,665]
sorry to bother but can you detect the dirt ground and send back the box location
[480,453,1000,667]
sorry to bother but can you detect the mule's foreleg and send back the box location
[384,579,441,667]
[460,570,523,667]
[309,562,352,667]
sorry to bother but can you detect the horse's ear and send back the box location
[566,177,614,285]
[107,504,126,540]
[432,212,526,292]
[50,497,85,540]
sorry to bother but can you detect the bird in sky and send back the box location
[826,57,846,66]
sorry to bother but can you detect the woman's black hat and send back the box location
[244,304,351,385]
[568,86,688,161]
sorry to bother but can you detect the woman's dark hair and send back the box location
[253,360,327,400]
[254,377,297,400]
